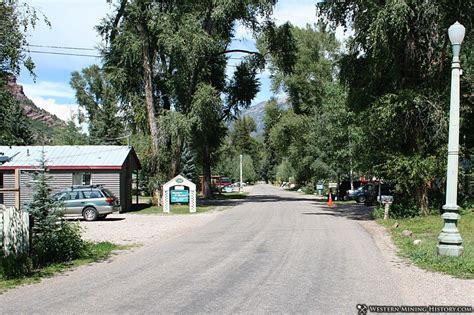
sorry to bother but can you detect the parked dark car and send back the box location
[365,183,394,206]
[342,180,367,200]
[347,186,363,200]
[354,184,376,203]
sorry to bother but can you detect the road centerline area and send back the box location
[1,184,406,313]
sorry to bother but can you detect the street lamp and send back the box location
[437,22,466,257]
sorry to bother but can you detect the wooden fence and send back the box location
[0,205,30,257]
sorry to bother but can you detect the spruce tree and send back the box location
[180,146,199,185]
[28,149,85,267]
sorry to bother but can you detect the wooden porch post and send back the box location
[14,169,20,209]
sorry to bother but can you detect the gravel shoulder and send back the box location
[358,220,474,306]
[79,211,224,246]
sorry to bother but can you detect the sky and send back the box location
[18,0,349,122]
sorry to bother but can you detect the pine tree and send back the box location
[180,146,199,185]
[28,149,85,267]
[28,150,63,234]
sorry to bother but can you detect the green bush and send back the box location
[370,205,385,219]
[389,197,420,218]
[461,198,474,213]
[32,221,87,268]
[0,253,33,279]
[302,184,315,194]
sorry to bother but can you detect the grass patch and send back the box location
[333,200,357,205]
[0,242,126,293]
[378,211,474,279]
[129,204,219,215]
[129,192,247,214]
[133,196,152,204]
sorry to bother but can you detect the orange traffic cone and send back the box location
[328,193,333,207]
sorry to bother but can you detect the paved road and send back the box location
[0,185,436,313]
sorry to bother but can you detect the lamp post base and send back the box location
[437,208,463,257]
[437,244,464,257]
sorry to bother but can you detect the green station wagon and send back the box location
[52,185,120,221]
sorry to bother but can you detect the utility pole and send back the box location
[349,136,354,191]
[240,154,243,193]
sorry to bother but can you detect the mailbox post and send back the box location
[380,195,394,220]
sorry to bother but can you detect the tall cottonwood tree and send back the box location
[70,65,123,144]
[262,24,353,185]
[98,0,294,198]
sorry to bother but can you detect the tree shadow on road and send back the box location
[198,194,316,207]
[197,192,376,222]
[303,203,375,221]
[249,194,321,203]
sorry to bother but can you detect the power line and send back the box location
[28,44,97,51]
[28,50,100,58]
[24,50,249,68]
[26,44,258,60]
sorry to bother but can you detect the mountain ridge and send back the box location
[6,76,66,128]
[5,76,65,143]
[238,97,289,135]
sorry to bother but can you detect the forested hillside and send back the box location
[4,76,66,144]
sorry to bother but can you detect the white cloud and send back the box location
[30,96,78,122]
[22,81,75,99]
[28,0,110,48]
[273,1,318,27]
[234,24,254,42]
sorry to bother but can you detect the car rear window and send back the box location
[101,188,115,198]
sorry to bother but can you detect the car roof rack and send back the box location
[69,184,103,190]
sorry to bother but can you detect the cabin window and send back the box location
[73,172,91,185]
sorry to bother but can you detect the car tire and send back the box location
[83,207,98,221]
[357,196,366,203]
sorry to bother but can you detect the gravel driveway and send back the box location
[79,211,223,245]
[79,187,254,246]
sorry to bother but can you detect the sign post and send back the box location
[316,184,323,195]
[163,175,196,213]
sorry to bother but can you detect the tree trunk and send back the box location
[202,144,212,199]
[139,3,160,154]
[417,183,430,216]
[139,2,161,204]
[170,134,184,178]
